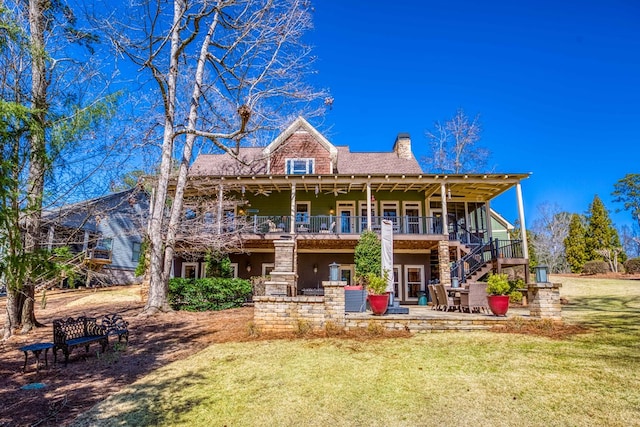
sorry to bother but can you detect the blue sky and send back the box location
[307,1,639,229]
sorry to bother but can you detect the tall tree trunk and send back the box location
[19,0,49,332]
[162,10,221,283]
[144,0,185,314]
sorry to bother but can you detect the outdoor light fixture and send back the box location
[447,188,452,200]
[329,262,340,281]
[313,264,318,274]
[535,266,549,283]
[246,263,252,273]
[329,208,335,215]
[315,185,319,197]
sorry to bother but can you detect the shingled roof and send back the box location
[190,147,268,176]
[335,146,422,174]
[189,117,424,176]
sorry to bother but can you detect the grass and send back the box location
[72,276,640,427]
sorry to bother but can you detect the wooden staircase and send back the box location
[451,239,526,284]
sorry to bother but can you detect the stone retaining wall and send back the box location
[253,280,564,333]
[528,282,562,320]
[253,281,346,333]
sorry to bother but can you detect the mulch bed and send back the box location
[0,287,253,427]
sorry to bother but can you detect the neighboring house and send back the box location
[42,188,149,286]
[171,117,530,303]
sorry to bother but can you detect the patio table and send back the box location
[18,342,54,373]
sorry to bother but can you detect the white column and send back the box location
[290,182,296,234]
[366,182,372,231]
[440,183,448,237]
[485,199,492,240]
[82,230,90,252]
[47,225,54,251]
[217,183,223,234]
[516,182,529,259]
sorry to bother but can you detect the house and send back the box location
[171,117,530,303]
[42,188,149,286]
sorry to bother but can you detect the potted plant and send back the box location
[486,273,510,316]
[366,271,390,315]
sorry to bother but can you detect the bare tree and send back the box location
[422,108,490,173]
[530,202,571,273]
[619,224,640,258]
[595,248,623,273]
[1,1,137,338]
[100,0,327,313]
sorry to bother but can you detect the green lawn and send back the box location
[73,276,640,427]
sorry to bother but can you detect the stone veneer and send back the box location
[253,279,564,334]
[437,240,452,287]
[265,239,297,296]
[253,281,346,333]
[527,282,562,320]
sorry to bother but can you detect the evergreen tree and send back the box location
[564,213,587,273]
[585,195,625,262]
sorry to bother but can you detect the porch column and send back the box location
[516,182,529,259]
[366,181,372,231]
[82,230,89,252]
[485,199,492,239]
[290,182,296,235]
[440,183,448,236]
[47,225,54,251]
[217,183,223,234]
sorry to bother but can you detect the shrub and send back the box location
[508,278,525,294]
[168,277,252,311]
[509,291,523,304]
[581,260,609,275]
[624,258,640,274]
[354,230,381,282]
[486,273,510,295]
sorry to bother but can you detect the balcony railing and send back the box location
[237,215,444,235]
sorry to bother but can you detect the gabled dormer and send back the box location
[263,116,338,175]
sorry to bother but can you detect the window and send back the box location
[97,237,113,251]
[286,158,314,175]
[262,263,275,276]
[182,262,198,279]
[295,202,310,223]
[132,242,141,262]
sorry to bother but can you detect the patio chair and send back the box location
[435,284,460,312]
[427,284,439,310]
[460,282,489,313]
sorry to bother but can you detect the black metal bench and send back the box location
[53,316,108,365]
[52,314,129,365]
[101,313,129,344]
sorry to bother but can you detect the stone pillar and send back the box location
[528,282,562,320]
[437,240,451,287]
[323,280,346,328]
[265,239,297,296]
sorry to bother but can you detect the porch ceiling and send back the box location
[180,173,531,201]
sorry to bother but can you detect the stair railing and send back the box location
[450,241,493,283]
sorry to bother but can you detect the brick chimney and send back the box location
[393,133,413,160]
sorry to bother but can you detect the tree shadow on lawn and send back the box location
[562,295,640,366]
[70,370,209,427]
[0,295,245,427]
[563,294,640,337]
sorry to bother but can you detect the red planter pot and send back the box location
[487,295,510,316]
[367,294,389,316]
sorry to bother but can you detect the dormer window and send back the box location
[286,158,314,175]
